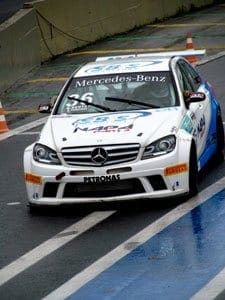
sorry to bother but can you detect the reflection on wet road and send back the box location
[43,178,225,300]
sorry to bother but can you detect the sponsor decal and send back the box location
[84,62,162,74]
[74,73,166,87]
[206,133,216,147]
[193,115,206,139]
[172,181,180,191]
[84,174,120,183]
[181,115,193,134]
[74,124,133,133]
[25,173,42,185]
[164,163,188,176]
[190,92,206,100]
[72,111,151,133]
[38,105,50,112]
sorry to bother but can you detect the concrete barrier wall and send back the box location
[0,0,215,93]
[0,8,41,93]
[32,0,214,61]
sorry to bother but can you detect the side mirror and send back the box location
[184,91,206,108]
[189,92,206,102]
[38,96,57,113]
[38,104,52,113]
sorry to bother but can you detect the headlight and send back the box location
[33,143,61,165]
[142,135,176,159]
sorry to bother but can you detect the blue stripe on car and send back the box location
[198,82,219,169]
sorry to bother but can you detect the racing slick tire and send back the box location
[188,142,198,198]
[215,109,225,162]
[28,204,42,214]
[28,203,50,214]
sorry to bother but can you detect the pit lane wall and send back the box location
[0,0,215,93]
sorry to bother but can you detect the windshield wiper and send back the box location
[68,96,115,112]
[105,96,160,109]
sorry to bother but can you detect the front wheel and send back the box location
[188,143,198,198]
[28,203,41,214]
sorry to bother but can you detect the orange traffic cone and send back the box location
[185,32,198,63]
[0,101,9,133]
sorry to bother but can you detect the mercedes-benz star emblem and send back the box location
[91,147,108,165]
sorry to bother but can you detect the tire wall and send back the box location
[0,0,215,93]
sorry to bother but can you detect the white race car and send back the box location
[24,51,224,209]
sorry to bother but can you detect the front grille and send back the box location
[61,144,140,166]
[63,179,144,198]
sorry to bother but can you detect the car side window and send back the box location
[178,61,201,92]
[176,64,193,92]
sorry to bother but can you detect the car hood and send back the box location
[41,108,183,150]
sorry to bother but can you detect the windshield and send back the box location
[55,71,178,114]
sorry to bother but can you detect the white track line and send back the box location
[0,211,115,286]
[0,117,47,141]
[16,131,40,135]
[44,176,225,300]
[191,268,225,299]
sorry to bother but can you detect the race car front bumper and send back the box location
[24,143,191,206]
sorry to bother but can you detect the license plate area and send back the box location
[63,179,144,198]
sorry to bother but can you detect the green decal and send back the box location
[181,115,193,133]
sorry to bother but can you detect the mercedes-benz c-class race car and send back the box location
[24,51,224,209]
